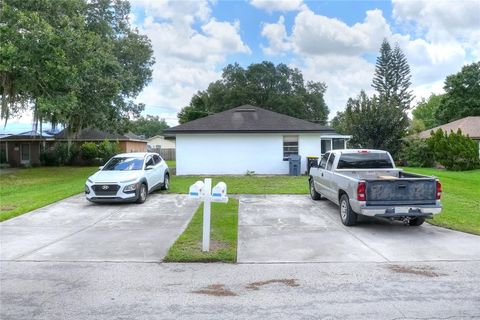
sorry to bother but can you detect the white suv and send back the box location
[85,152,170,203]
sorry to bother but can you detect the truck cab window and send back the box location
[326,154,335,171]
[319,153,329,169]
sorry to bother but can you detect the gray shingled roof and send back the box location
[416,116,480,139]
[165,105,335,134]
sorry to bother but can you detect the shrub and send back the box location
[40,143,79,166]
[80,140,120,164]
[98,139,120,163]
[40,148,59,166]
[400,139,435,167]
[427,129,479,171]
[80,142,99,162]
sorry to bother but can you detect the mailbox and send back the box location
[188,181,205,199]
[211,182,228,202]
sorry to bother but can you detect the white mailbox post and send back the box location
[188,178,228,252]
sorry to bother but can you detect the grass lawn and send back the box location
[166,160,175,168]
[164,198,238,263]
[168,175,307,194]
[403,167,480,235]
[0,167,97,221]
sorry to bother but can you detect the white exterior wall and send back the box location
[147,136,176,149]
[176,133,327,175]
[299,134,323,173]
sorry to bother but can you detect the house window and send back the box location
[321,139,332,154]
[333,138,346,150]
[283,136,299,160]
[20,144,30,162]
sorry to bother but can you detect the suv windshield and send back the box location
[103,157,144,171]
[337,152,393,169]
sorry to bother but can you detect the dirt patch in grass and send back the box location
[192,284,237,297]
[388,265,444,277]
[246,279,300,291]
[0,205,16,212]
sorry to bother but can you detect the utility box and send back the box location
[306,156,319,174]
[289,154,301,176]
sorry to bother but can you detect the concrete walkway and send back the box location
[0,194,198,262]
[238,195,480,263]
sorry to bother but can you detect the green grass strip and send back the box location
[164,198,238,263]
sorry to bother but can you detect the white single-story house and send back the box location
[164,105,351,175]
[147,135,176,149]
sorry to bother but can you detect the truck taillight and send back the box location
[357,181,366,201]
[436,181,442,200]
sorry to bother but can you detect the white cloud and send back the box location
[261,16,292,55]
[392,0,480,43]
[290,9,391,56]
[260,4,478,117]
[131,1,250,125]
[250,0,306,12]
[298,55,376,116]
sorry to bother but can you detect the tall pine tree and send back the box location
[372,40,394,102]
[372,39,413,110]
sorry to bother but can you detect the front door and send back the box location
[20,144,30,164]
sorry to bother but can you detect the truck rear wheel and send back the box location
[309,179,321,200]
[339,194,357,226]
[409,217,425,226]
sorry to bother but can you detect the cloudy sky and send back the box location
[4,0,480,132]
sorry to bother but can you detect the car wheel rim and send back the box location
[310,182,315,197]
[340,200,347,220]
[165,176,169,189]
[141,186,146,200]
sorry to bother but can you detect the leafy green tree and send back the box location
[332,91,409,156]
[178,61,329,124]
[129,115,169,138]
[372,39,413,110]
[0,0,154,141]
[435,62,480,124]
[427,129,479,170]
[412,94,443,129]
[399,139,434,167]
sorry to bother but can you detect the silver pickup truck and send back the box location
[309,149,442,226]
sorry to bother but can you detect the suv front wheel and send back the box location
[136,183,147,204]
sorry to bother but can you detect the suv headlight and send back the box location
[85,185,90,194]
[123,183,138,193]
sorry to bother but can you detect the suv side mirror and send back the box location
[98,166,104,170]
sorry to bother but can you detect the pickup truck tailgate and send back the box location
[366,179,437,205]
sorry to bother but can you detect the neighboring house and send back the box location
[416,116,480,157]
[0,128,147,167]
[147,135,176,149]
[164,105,351,175]
[55,128,147,153]
[0,131,56,167]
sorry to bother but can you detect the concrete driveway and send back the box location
[238,195,480,263]
[0,194,198,262]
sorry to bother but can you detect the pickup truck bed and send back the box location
[309,149,442,226]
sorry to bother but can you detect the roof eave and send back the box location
[164,129,336,135]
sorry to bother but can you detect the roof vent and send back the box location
[235,108,256,112]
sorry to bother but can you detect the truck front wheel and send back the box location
[339,194,357,226]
